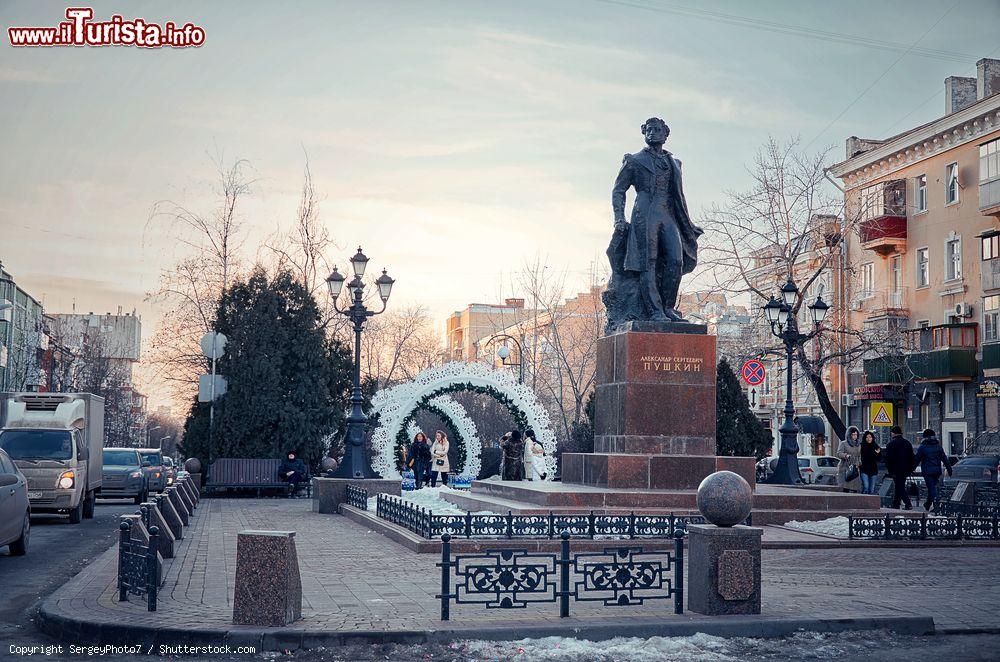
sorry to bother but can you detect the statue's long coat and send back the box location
[611,149,702,274]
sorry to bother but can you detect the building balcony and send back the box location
[863,323,979,383]
[858,179,906,256]
[852,288,909,316]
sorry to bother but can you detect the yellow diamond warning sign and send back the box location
[870,401,893,427]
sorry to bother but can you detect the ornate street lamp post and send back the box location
[483,334,525,384]
[762,278,829,485]
[326,247,395,479]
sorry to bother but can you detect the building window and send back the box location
[987,398,999,430]
[920,402,930,429]
[916,248,929,287]
[945,383,964,418]
[945,237,962,280]
[986,296,1000,342]
[983,234,1000,261]
[916,174,927,213]
[861,262,874,297]
[983,139,1000,210]
[945,162,959,205]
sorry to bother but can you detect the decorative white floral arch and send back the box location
[370,361,557,479]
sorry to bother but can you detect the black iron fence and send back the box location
[936,501,1000,518]
[848,513,1000,540]
[346,485,369,510]
[374,493,741,540]
[437,531,684,620]
[118,521,160,611]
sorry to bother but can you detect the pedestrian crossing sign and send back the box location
[870,401,893,427]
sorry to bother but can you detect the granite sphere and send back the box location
[320,457,339,472]
[183,457,202,474]
[696,470,753,527]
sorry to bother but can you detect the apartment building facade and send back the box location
[829,58,1000,454]
[441,298,535,363]
[0,261,46,391]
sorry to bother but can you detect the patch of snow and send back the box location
[460,634,736,661]
[784,516,850,538]
[367,485,495,515]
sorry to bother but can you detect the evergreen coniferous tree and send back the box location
[716,357,773,459]
[181,268,352,469]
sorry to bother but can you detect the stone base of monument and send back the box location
[232,530,302,627]
[312,477,400,514]
[687,524,763,615]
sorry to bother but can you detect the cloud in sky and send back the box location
[1,0,999,408]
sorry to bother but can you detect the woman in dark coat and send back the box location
[859,430,881,495]
[501,430,525,481]
[407,432,432,489]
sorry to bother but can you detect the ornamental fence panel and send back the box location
[346,485,369,510]
[373,493,748,540]
[117,520,160,612]
[848,514,1000,540]
[436,531,684,620]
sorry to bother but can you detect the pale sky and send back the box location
[1,0,998,407]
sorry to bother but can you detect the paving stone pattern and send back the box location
[46,499,1000,633]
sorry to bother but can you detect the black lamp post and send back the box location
[762,278,829,485]
[326,247,395,479]
[483,334,525,384]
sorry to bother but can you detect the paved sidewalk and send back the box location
[38,499,1000,648]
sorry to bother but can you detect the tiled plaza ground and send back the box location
[42,499,1000,636]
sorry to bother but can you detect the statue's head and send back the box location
[641,117,670,145]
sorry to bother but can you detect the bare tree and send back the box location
[145,156,254,401]
[699,137,902,441]
[357,304,440,389]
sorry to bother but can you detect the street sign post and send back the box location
[200,332,228,463]
[870,401,894,427]
[741,360,766,386]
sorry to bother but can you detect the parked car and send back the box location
[797,455,840,484]
[137,448,167,493]
[99,448,148,504]
[0,448,29,555]
[945,455,1000,484]
[162,456,177,486]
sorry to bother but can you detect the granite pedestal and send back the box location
[561,328,754,491]
[312,477,400,514]
[687,524,762,615]
[232,530,302,627]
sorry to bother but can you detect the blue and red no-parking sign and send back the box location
[741,360,766,386]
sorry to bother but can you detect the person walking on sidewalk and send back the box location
[859,430,881,495]
[429,430,450,487]
[915,428,953,512]
[837,426,862,493]
[884,425,914,510]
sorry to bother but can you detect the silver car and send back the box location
[0,448,29,555]
[99,448,148,504]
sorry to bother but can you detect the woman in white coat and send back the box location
[523,429,547,481]
[430,430,450,487]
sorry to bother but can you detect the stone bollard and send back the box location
[155,494,184,540]
[232,531,302,626]
[174,481,195,513]
[179,477,199,506]
[687,471,763,616]
[187,473,203,496]
[140,502,176,559]
[312,477,401,514]
[165,487,189,526]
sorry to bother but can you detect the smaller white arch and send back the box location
[400,396,481,477]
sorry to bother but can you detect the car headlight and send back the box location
[154,472,161,478]
[130,471,142,478]
[58,470,75,489]
[167,477,174,484]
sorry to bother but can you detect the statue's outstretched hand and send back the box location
[614,220,628,233]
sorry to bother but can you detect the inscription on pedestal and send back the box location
[638,354,705,375]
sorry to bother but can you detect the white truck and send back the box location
[0,392,104,523]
